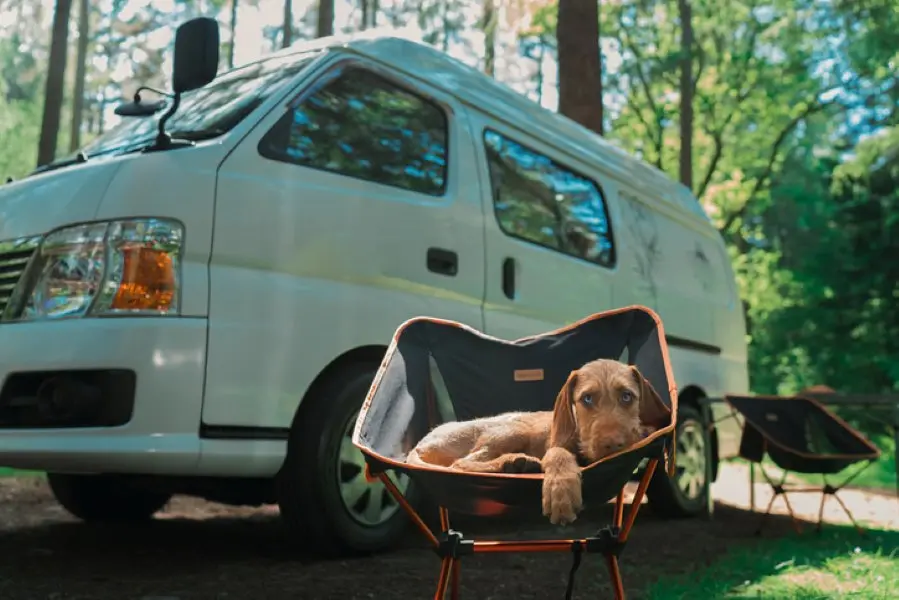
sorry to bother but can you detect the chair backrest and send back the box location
[726,394,880,475]
[356,307,676,462]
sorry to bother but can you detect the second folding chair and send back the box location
[725,394,880,535]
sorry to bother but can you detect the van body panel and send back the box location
[0,160,122,241]
[0,318,207,474]
[612,187,716,347]
[95,145,226,318]
[200,55,488,429]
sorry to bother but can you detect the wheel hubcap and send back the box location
[675,419,707,500]
[337,410,410,527]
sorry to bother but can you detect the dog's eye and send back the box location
[620,390,635,404]
[581,394,594,406]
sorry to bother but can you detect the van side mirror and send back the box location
[172,17,220,94]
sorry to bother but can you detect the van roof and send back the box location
[253,30,712,224]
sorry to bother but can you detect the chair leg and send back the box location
[435,506,463,599]
[779,490,804,535]
[614,490,624,529]
[755,469,802,535]
[434,557,454,600]
[755,492,777,536]
[620,459,658,542]
[749,462,756,513]
[816,491,828,533]
[831,492,867,536]
[606,555,626,600]
[449,558,461,600]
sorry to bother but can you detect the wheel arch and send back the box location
[289,344,389,429]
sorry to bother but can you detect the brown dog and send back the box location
[405,358,670,525]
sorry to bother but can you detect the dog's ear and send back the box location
[630,366,670,429]
[549,371,579,451]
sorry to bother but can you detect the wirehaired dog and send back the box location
[405,358,670,525]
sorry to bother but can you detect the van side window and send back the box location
[258,66,448,196]
[483,129,615,267]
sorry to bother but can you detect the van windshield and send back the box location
[79,50,321,158]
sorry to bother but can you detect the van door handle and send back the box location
[427,247,458,276]
[502,257,516,299]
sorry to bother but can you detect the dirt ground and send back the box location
[0,465,896,600]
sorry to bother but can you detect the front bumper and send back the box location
[0,318,208,474]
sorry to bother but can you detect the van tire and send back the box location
[646,405,710,518]
[46,473,172,522]
[275,360,418,556]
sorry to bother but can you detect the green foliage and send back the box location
[513,0,899,436]
[0,35,42,179]
[0,94,41,180]
[734,125,899,440]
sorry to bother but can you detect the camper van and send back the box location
[0,19,749,555]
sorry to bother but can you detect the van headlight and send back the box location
[14,218,183,320]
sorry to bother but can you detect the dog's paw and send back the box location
[501,455,543,474]
[541,472,583,525]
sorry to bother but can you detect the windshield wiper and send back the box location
[29,151,89,177]
[83,131,216,160]
[167,129,226,141]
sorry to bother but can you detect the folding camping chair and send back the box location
[352,306,678,600]
[725,394,881,536]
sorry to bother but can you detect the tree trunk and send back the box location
[556,0,603,135]
[361,0,368,30]
[678,0,693,190]
[441,0,451,52]
[68,0,89,153]
[228,0,239,68]
[482,0,495,77]
[282,0,292,48]
[317,0,334,38]
[37,0,74,167]
[536,39,545,105]
[97,92,106,134]
[371,0,378,27]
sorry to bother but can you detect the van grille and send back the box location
[0,237,39,317]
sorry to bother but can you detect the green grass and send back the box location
[0,467,42,478]
[645,524,899,599]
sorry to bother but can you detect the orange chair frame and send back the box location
[372,459,660,600]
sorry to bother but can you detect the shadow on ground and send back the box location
[0,476,832,600]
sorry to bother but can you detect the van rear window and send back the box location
[258,66,448,196]
[483,130,615,268]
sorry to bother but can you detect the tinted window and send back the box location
[259,66,448,196]
[484,130,615,267]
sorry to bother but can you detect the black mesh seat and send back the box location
[726,394,881,535]
[353,306,679,600]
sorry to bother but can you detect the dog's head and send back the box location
[548,359,670,462]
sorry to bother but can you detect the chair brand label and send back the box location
[514,369,545,382]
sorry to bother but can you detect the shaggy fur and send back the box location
[405,358,669,525]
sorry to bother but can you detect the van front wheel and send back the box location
[646,405,710,518]
[275,361,417,556]
[46,473,172,522]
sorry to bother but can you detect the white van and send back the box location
[0,19,748,555]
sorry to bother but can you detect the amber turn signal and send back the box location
[110,247,177,311]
